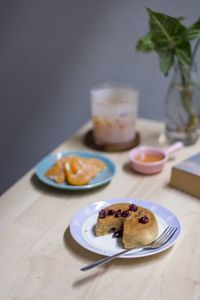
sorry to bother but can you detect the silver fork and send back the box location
[81,226,177,271]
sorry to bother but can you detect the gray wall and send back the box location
[1,0,200,194]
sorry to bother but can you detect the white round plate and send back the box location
[70,198,181,258]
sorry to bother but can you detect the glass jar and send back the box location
[90,84,138,147]
[164,64,200,145]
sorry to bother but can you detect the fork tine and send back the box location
[155,226,170,243]
[161,227,177,246]
[158,227,174,244]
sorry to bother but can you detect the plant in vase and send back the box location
[136,8,200,145]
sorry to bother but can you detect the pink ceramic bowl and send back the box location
[129,142,183,175]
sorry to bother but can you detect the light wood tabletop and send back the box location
[1,119,200,300]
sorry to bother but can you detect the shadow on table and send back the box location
[122,162,155,177]
[31,173,110,199]
[63,226,172,286]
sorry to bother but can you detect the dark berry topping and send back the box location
[139,216,149,224]
[112,230,122,238]
[121,210,130,217]
[107,209,115,216]
[129,203,138,211]
[110,227,116,232]
[114,209,122,218]
[98,209,107,218]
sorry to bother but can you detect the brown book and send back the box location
[170,152,200,198]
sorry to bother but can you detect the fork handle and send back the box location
[80,248,133,271]
[80,245,154,271]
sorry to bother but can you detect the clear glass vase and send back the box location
[164,64,200,145]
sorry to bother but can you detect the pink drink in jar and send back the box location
[91,85,138,146]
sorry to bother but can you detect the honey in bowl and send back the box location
[135,152,165,163]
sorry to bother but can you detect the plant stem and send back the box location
[177,38,200,131]
[190,38,200,72]
[178,61,198,131]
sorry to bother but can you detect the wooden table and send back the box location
[1,119,200,300]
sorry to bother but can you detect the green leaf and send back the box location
[177,17,185,21]
[175,44,192,66]
[146,8,185,48]
[157,49,174,76]
[136,32,154,52]
[183,18,200,40]
[146,8,192,72]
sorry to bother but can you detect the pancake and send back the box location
[95,202,158,249]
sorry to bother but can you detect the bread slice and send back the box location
[95,202,158,249]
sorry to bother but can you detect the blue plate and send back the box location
[35,151,116,190]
